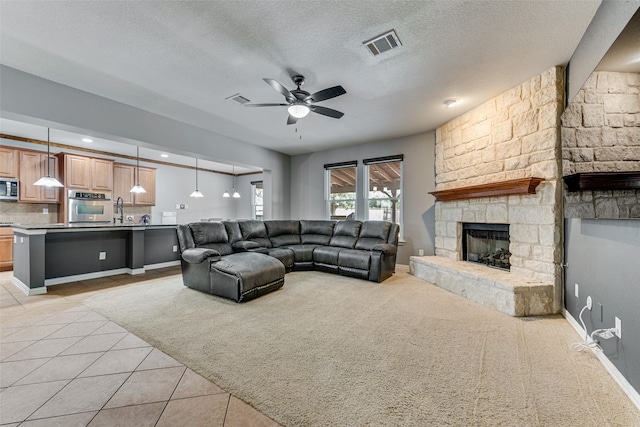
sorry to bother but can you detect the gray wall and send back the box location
[0,65,290,220]
[564,218,640,392]
[291,131,436,265]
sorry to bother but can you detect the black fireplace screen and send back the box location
[462,223,510,270]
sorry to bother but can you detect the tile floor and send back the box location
[0,268,280,426]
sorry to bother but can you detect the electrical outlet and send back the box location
[574,283,579,298]
[99,251,106,260]
[126,215,134,221]
[418,249,424,256]
[615,317,622,339]
[586,296,592,310]
[172,245,178,253]
[43,208,48,214]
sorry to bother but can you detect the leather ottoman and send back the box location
[209,252,285,302]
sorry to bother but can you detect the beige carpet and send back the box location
[85,267,640,426]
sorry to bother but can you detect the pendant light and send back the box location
[189,158,204,198]
[223,165,240,198]
[34,128,64,188]
[130,146,146,194]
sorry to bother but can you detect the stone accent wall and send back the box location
[433,66,564,312]
[561,71,640,219]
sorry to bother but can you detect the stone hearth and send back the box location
[411,66,564,316]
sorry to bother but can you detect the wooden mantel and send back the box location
[563,171,640,192]
[429,177,544,202]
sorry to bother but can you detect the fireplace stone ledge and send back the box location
[409,256,555,317]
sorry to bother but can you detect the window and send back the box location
[324,161,357,220]
[251,181,263,220]
[364,155,403,231]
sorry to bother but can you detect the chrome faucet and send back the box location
[115,197,124,224]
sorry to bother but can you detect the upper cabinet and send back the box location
[19,150,60,203]
[113,163,156,206]
[0,147,19,178]
[62,154,113,192]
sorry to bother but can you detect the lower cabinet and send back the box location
[0,228,13,272]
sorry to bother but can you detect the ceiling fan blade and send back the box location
[305,85,346,103]
[310,105,344,119]
[244,103,289,107]
[287,115,298,125]
[263,78,295,101]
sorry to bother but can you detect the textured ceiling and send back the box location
[0,1,602,156]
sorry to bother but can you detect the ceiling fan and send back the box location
[244,74,346,125]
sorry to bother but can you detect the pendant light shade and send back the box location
[34,128,64,188]
[130,146,146,194]
[223,165,240,198]
[189,158,204,198]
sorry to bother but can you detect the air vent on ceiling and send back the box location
[226,93,251,104]
[363,30,402,56]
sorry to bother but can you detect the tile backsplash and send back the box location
[0,202,62,224]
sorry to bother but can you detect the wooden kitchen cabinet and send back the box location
[0,147,19,178]
[19,150,60,203]
[0,227,13,272]
[62,154,113,192]
[135,167,156,205]
[112,163,156,206]
[113,163,135,205]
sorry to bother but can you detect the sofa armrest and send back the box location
[232,240,261,252]
[182,248,221,264]
[371,243,397,255]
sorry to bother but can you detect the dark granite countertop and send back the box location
[12,223,177,231]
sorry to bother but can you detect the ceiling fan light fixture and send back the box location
[288,104,310,118]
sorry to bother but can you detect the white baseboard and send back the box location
[45,268,130,286]
[145,260,180,270]
[12,277,47,296]
[563,309,640,412]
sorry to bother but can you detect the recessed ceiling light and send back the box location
[82,138,93,143]
[443,98,460,108]
[160,154,169,158]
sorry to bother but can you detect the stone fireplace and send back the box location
[410,66,565,316]
[462,223,510,270]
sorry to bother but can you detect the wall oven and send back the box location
[68,190,113,223]
[0,178,19,201]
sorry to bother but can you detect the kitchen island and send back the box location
[12,223,179,295]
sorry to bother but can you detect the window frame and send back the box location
[251,180,263,220]
[324,161,358,220]
[363,155,404,237]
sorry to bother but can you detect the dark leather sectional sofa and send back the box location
[176,220,399,302]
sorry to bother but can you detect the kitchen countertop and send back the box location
[12,223,177,231]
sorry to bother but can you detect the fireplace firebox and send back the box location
[462,223,510,270]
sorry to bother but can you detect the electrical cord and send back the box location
[571,304,618,352]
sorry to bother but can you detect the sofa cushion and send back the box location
[238,220,272,248]
[338,249,371,270]
[313,246,342,265]
[265,221,301,247]
[223,221,243,244]
[176,225,195,253]
[267,247,295,270]
[189,222,229,246]
[329,220,362,249]
[286,244,318,263]
[300,220,335,245]
[188,223,233,255]
[354,221,393,251]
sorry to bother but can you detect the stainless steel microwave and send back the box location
[0,178,19,201]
